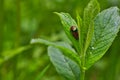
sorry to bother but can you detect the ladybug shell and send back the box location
[70,26,79,40]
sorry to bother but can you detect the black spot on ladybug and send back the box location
[70,26,79,40]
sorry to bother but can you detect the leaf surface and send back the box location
[85,7,120,69]
[31,39,81,67]
[81,0,100,53]
[55,12,80,53]
[48,46,80,80]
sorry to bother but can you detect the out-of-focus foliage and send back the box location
[0,0,120,80]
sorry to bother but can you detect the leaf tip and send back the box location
[30,39,37,44]
[54,12,61,16]
[111,6,119,11]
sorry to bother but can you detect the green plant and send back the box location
[30,0,120,80]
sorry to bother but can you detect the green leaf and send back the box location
[76,12,83,54]
[54,12,80,53]
[85,7,120,69]
[35,64,50,80]
[30,39,81,67]
[0,46,31,65]
[48,46,80,80]
[82,0,100,53]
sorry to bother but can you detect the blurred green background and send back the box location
[0,0,120,80]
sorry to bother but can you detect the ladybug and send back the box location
[70,26,79,40]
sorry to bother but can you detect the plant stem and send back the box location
[78,20,86,80]
[0,0,4,53]
[13,0,21,79]
[80,68,85,80]
[80,52,86,80]
[0,1,4,80]
[79,48,86,80]
[80,59,85,80]
[15,0,21,47]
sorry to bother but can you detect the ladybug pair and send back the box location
[70,26,79,40]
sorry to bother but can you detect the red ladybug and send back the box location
[70,26,79,40]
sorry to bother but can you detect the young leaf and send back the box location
[82,0,100,53]
[48,46,80,80]
[76,12,83,54]
[85,7,120,69]
[54,12,80,53]
[30,39,81,67]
